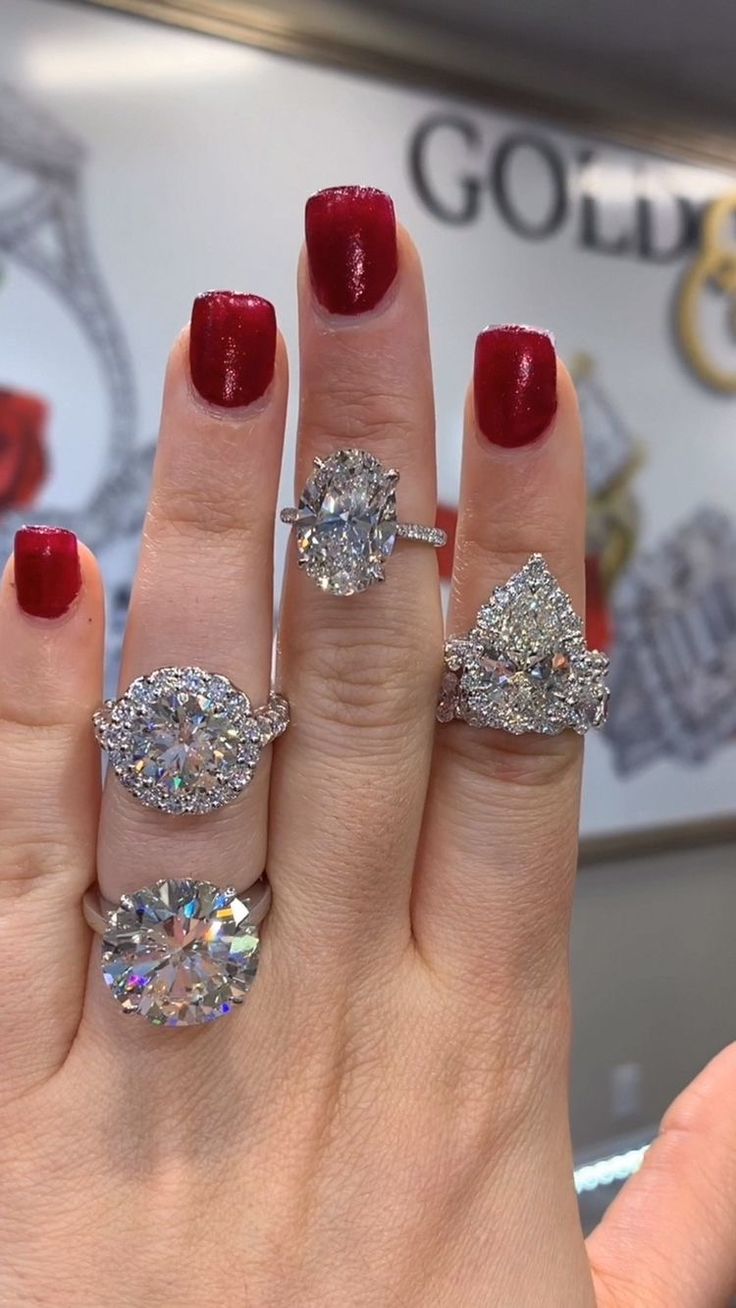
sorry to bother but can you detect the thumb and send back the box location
[587,1043,736,1308]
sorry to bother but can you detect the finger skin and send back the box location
[96,325,288,909]
[590,1043,736,1308]
[0,543,103,1096]
[413,357,586,994]
[270,219,443,963]
[409,353,586,1260]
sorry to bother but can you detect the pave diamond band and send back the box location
[94,667,289,815]
[394,522,447,547]
[281,448,447,596]
[84,876,270,1026]
[437,554,609,736]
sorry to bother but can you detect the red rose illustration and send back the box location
[0,387,49,511]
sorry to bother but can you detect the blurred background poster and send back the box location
[2,0,736,848]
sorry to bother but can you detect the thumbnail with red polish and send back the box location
[474,326,557,449]
[14,526,81,619]
[305,186,398,315]
[190,292,276,408]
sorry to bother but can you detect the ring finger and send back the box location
[270,186,444,965]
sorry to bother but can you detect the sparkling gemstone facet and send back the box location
[293,449,398,595]
[439,555,609,735]
[101,878,260,1026]
[130,691,239,796]
[95,667,263,814]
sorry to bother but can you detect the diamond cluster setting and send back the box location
[100,878,261,1026]
[289,449,399,596]
[437,555,609,735]
[94,667,288,815]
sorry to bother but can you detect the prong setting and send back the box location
[280,448,446,596]
[437,555,609,735]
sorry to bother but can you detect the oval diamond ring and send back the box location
[280,448,446,596]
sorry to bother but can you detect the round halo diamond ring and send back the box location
[437,554,609,735]
[280,448,447,596]
[83,876,270,1027]
[94,666,289,815]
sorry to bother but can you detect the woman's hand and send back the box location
[1,186,735,1308]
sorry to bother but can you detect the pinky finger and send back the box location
[0,528,104,1100]
[588,1043,736,1308]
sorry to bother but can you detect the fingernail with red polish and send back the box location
[14,526,81,619]
[474,326,557,449]
[190,291,277,408]
[305,186,398,315]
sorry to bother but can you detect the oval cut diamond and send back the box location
[293,449,398,595]
[101,879,260,1026]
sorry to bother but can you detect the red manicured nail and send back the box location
[189,292,276,408]
[14,526,81,619]
[305,186,398,315]
[474,326,557,448]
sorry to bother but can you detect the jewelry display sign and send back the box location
[2,0,736,851]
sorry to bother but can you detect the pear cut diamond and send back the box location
[101,878,261,1026]
[291,449,398,595]
[438,555,609,735]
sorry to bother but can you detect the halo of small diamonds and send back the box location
[437,554,609,736]
[94,667,289,815]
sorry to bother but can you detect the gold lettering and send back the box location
[678,193,736,392]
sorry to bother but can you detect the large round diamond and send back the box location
[97,667,262,814]
[130,690,238,795]
[293,449,398,595]
[101,879,261,1026]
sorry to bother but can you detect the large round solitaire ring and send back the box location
[94,666,289,815]
[280,448,447,596]
[437,554,609,735]
[84,876,270,1026]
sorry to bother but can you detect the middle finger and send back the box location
[271,186,443,959]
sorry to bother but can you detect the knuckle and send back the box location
[0,704,84,734]
[407,964,572,1164]
[302,385,422,463]
[0,840,79,893]
[290,614,439,734]
[459,516,575,570]
[0,722,94,885]
[474,1027,565,1152]
[660,1045,736,1139]
[591,1266,670,1308]
[440,720,581,791]
[0,720,90,783]
[147,485,266,556]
